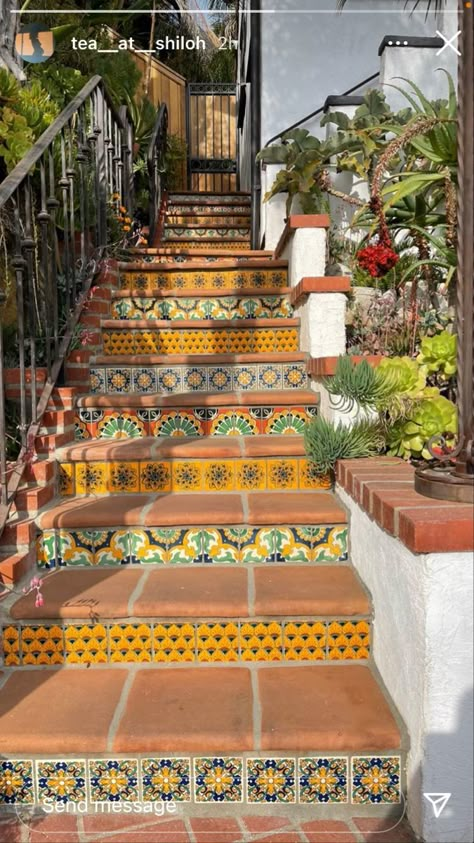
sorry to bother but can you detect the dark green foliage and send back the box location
[304,416,385,475]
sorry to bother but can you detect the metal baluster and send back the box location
[59,131,72,320]
[37,158,52,375]
[47,146,60,359]
[11,198,27,448]
[76,105,89,273]
[87,94,99,247]
[66,119,77,300]
[23,179,38,425]
[94,87,107,246]
[0,288,7,507]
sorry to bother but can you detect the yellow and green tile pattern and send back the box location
[37,525,348,568]
[110,294,292,321]
[1,619,370,666]
[58,458,331,496]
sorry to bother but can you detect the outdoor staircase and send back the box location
[0,191,404,815]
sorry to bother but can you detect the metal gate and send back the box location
[186,83,238,192]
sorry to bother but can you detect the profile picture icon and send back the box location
[15,23,54,63]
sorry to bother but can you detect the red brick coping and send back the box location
[336,457,474,553]
[274,214,330,259]
[308,355,384,377]
[289,276,351,306]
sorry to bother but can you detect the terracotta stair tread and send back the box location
[93,351,307,365]
[120,258,284,270]
[0,664,401,754]
[77,390,319,408]
[37,490,346,530]
[9,565,368,621]
[101,317,299,329]
[165,223,250,230]
[112,286,291,299]
[57,434,307,461]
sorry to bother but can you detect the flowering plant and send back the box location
[356,238,400,278]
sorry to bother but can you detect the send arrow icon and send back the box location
[423,793,452,818]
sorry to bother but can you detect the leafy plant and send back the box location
[125,94,157,157]
[304,416,385,475]
[416,330,456,377]
[324,356,399,412]
[387,394,457,460]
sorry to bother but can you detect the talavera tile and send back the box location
[246,758,296,803]
[36,760,86,804]
[89,759,139,802]
[298,757,348,803]
[0,760,34,804]
[194,757,243,802]
[142,758,191,802]
[351,756,401,804]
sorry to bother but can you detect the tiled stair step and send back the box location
[163,225,250,241]
[8,564,369,621]
[159,240,252,251]
[110,291,293,321]
[168,205,251,215]
[167,214,251,226]
[56,435,331,495]
[118,260,288,292]
[75,391,318,438]
[0,665,402,807]
[35,490,348,566]
[168,191,251,205]
[90,353,309,394]
[101,318,300,356]
[127,247,272,262]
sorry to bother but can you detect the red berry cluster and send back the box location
[356,241,399,278]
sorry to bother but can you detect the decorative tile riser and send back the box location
[58,458,332,496]
[132,254,270,264]
[163,227,250,241]
[110,295,292,321]
[167,215,251,226]
[120,268,287,292]
[0,754,401,805]
[169,206,251,215]
[37,526,348,568]
[75,407,317,439]
[102,328,299,355]
[90,362,308,394]
[158,240,251,251]
[2,618,370,666]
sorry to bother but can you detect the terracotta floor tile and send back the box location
[190,817,241,843]
[353,817,416,842]
[251,834,300,843]
[143,493,244,526]
[0,669,126,753]
[38,495,152,529]
[113,667,253,752]
[254,566,370,615]
[104,820,189,843]
[301,819,356,842]
[243,436,305,457]
[82,815,180,833]
[243,816,291,833]
[0,818,22,842]
[258,665,401,751]
[247,491,346,525]
[58,437,158,462]
[154,437,242,459]
[10,569,143,619]
[28,815,80,843]
[132,567,248,616]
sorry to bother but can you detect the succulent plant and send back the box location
[387,394,457,459]
[417,330,457,377]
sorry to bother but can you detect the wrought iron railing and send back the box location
[147,103,168,245]
[0,75,134,534]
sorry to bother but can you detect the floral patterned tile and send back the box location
[0,760,34,804]
[194,757,243,803]
[298,757,348,803]
[351,756,401,804]
[88,759,139,802]
[142,758,191,802]
[246,758,296,803]
[36,760,86,804]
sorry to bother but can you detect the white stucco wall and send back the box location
[297,293,346,359]
[282,227,326,281]
[338,486,474,843]
[259,0,458,146]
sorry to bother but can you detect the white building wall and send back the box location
[260,0,458,145]
[338,487,474,843]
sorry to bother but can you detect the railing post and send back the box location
[250,0,261,249]
[95,87,108,247]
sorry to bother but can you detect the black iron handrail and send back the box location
[0,74,134,535]
[263,71,380,148]
[147,102,168,245]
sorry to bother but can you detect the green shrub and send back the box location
[304,416,385,475]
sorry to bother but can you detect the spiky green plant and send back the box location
[324,356,401,412]
[304,416,385,475]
